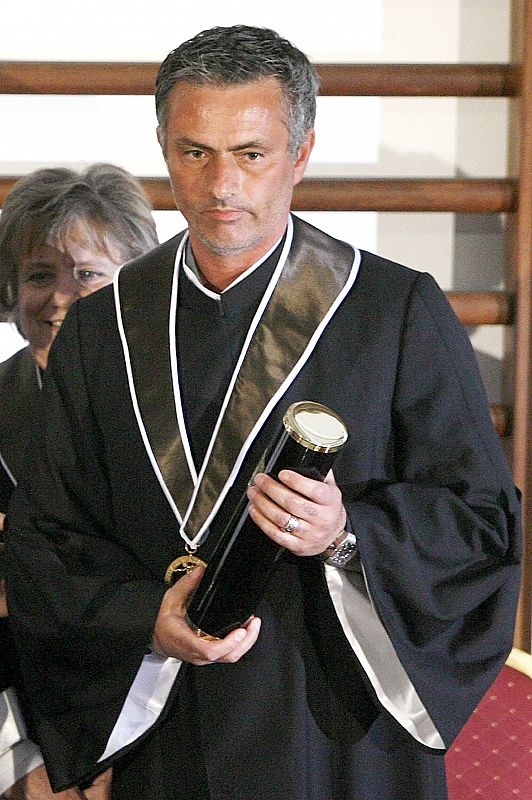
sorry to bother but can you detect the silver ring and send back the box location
[283,515,300,533]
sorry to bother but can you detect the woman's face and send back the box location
[17,226,123,369]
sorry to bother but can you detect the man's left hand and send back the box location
[247,470,346,557]
[2,764,87,799]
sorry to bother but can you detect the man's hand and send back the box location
[151,566,261,663]
[83,768,113,800]
[3,764,86,799]
[247,469,346,557]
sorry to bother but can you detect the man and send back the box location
[5,25,521,800]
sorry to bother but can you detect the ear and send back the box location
[156,125,166,157]
[292,129,315,186]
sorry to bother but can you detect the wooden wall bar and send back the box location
[318,64,521,97]
[508,0,532,651]
[446,291,513,326]
[0,62,520,97]
[291,178,517,213]
[490,404,512,438]
[0,176,517,214]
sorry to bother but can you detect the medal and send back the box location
[164,550,207,586]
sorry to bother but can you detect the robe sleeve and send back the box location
[4,309,167,791]
[339,272,521,747]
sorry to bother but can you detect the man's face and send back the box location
[159,77,313,267]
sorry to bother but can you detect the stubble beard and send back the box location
[194,228,266,257]
[190,202,291,260]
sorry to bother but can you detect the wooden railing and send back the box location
[0,176,518,213]
[0,62,520,97]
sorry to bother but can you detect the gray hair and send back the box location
[155,25,320,157]
[0,163,158,322]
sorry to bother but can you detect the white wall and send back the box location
[0,0,513,398]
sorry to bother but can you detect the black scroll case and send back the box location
[186,402,348,638]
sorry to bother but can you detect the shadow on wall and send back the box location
[453,169,509,407]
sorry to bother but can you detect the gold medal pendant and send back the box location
[164,553,207,586]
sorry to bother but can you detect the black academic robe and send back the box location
[0,346,40,691]
[5,216,521,799]
[0,345,40,509]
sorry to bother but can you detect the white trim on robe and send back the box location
[325,565,444,748]
[0,687,44,794]
[98,653,181,762]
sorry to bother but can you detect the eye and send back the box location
[74,269,106,285]
[23,269,55,285]
[244,152,263,161]
[184,149,206,160]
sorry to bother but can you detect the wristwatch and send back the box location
[319,529,358,567]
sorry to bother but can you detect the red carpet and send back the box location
[446,663,532,799]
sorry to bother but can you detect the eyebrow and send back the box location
[20,259,55,269]
[176,137,270,153]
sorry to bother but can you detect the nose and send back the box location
[48,271,83,307]
[209,155,241,202]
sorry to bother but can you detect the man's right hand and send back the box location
[151,566,261,665]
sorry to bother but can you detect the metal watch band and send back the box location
[319,530,358,567]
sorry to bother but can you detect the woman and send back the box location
[0,164,158,799]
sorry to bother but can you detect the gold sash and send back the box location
[116,216,359,547]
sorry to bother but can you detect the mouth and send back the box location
[45,319,64,329]
[205,208,247,222]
